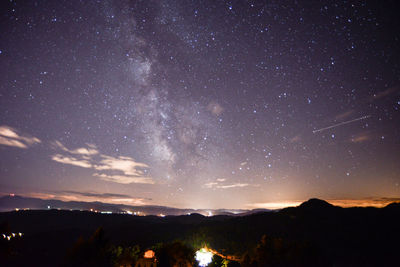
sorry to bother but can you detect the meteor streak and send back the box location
[313,115,371,134]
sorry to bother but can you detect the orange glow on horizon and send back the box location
[248,198,400,210]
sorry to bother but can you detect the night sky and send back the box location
[1,0,399,209]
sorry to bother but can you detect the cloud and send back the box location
[203,182,218,188]
[216,183,249,189]
[335,110,354,121]
[0,126,41,149]
[203,179,249,189]
[52,141,99,155]
[350,132,371,143]
[369,86,398,101]
[60,190,147,199]
[94,155,149,176]
[51,141,153,184]
[93,173,154,184]
[51,154,92,168]
[26,190,151,205]
[0,136,27,148]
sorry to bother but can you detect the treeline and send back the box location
[1,199,399,266]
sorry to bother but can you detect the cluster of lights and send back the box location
[124,210,145,216]
[14,208,30,211]
[2,232,23,241]
[16,207,149,215]
[195,248,213,267]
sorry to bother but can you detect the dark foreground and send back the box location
[1,199,399,266]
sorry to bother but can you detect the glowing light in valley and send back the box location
[1,232,23,241]
[195,248,213,267]
[143,250,155,258]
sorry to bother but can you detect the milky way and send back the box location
[0,0,399,209]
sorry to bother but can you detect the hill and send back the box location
[0,195,252,216]
[0,198,399,266]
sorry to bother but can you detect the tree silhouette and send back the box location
[111,245,141,267]
[64,227,112,267]
[154,241,195,267]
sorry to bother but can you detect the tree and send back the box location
[64,227,112,267]
[111,245,141,267]
[209,254,224,267]
[154,241,195,267]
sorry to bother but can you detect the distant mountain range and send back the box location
[0,195,271,216]
[1,196,399,266]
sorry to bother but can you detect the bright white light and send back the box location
[195,248,213,267]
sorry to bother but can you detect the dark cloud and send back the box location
[60,190,152,201]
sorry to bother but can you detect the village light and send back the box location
[195,248,213,267]
[143,249,155,258]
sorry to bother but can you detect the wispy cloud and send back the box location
[93,173,154,185]
[350,132,371,143]
[369,86,398,101]
[203,179,249,190]
[335,110,354,121]
[203,182,218,188]
[94,155,149,176]
[27,190,151,205]
[60,190,146,199]
[0,126,41,149]
[52,140,99,155]
[51,141,153,184]
[51,154,92,168]
[217,183,249,189]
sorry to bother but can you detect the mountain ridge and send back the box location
[0,195,269,216]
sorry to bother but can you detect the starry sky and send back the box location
[1,0,399,209]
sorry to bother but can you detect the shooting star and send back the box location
[313,115,371,134]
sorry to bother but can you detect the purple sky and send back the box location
[1,0,399,209]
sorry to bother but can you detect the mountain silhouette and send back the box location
[299,198,335,209]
